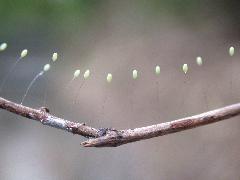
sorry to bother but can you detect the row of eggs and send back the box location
[0,42,236,83]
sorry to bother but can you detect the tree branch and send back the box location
[0,97,240,147]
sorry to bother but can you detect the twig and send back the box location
[0,97,99,138]
[0,97,240,147]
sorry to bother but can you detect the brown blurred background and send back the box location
[0,0,240,179]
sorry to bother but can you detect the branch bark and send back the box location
[0,97,239,147]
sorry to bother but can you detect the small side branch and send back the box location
[0,97,240,147]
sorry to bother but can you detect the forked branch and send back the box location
[0,97,240,147]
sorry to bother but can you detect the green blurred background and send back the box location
[0,1,240,180]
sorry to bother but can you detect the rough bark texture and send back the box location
[0,97,240,147]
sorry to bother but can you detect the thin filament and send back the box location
[21,71,44,105]
[73,81,85,105]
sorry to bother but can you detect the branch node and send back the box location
[39,106,50,113]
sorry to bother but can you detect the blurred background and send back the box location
[0,0,240,179]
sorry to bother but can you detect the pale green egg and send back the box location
[106,73,112,83]
[84,69,90,79]
[74,69,80,78]
[20,49,28,58]
[229,46,235,56]
[182,64,188,74]
[132,69,138,79]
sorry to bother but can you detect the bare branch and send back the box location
[0,97,240,147]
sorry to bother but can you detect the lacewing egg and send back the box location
[196,56,203,66]
[229,46,235,56]
[155,65,160,75]
[74,69,80,78]
[83,69,90,79]
[182,64,188,74]
[20,49,28,58]
[52,52,58,62]
[132,69,138,79]
[106,73,112,83]
[0,43,7,51]
[43,64,51,72]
